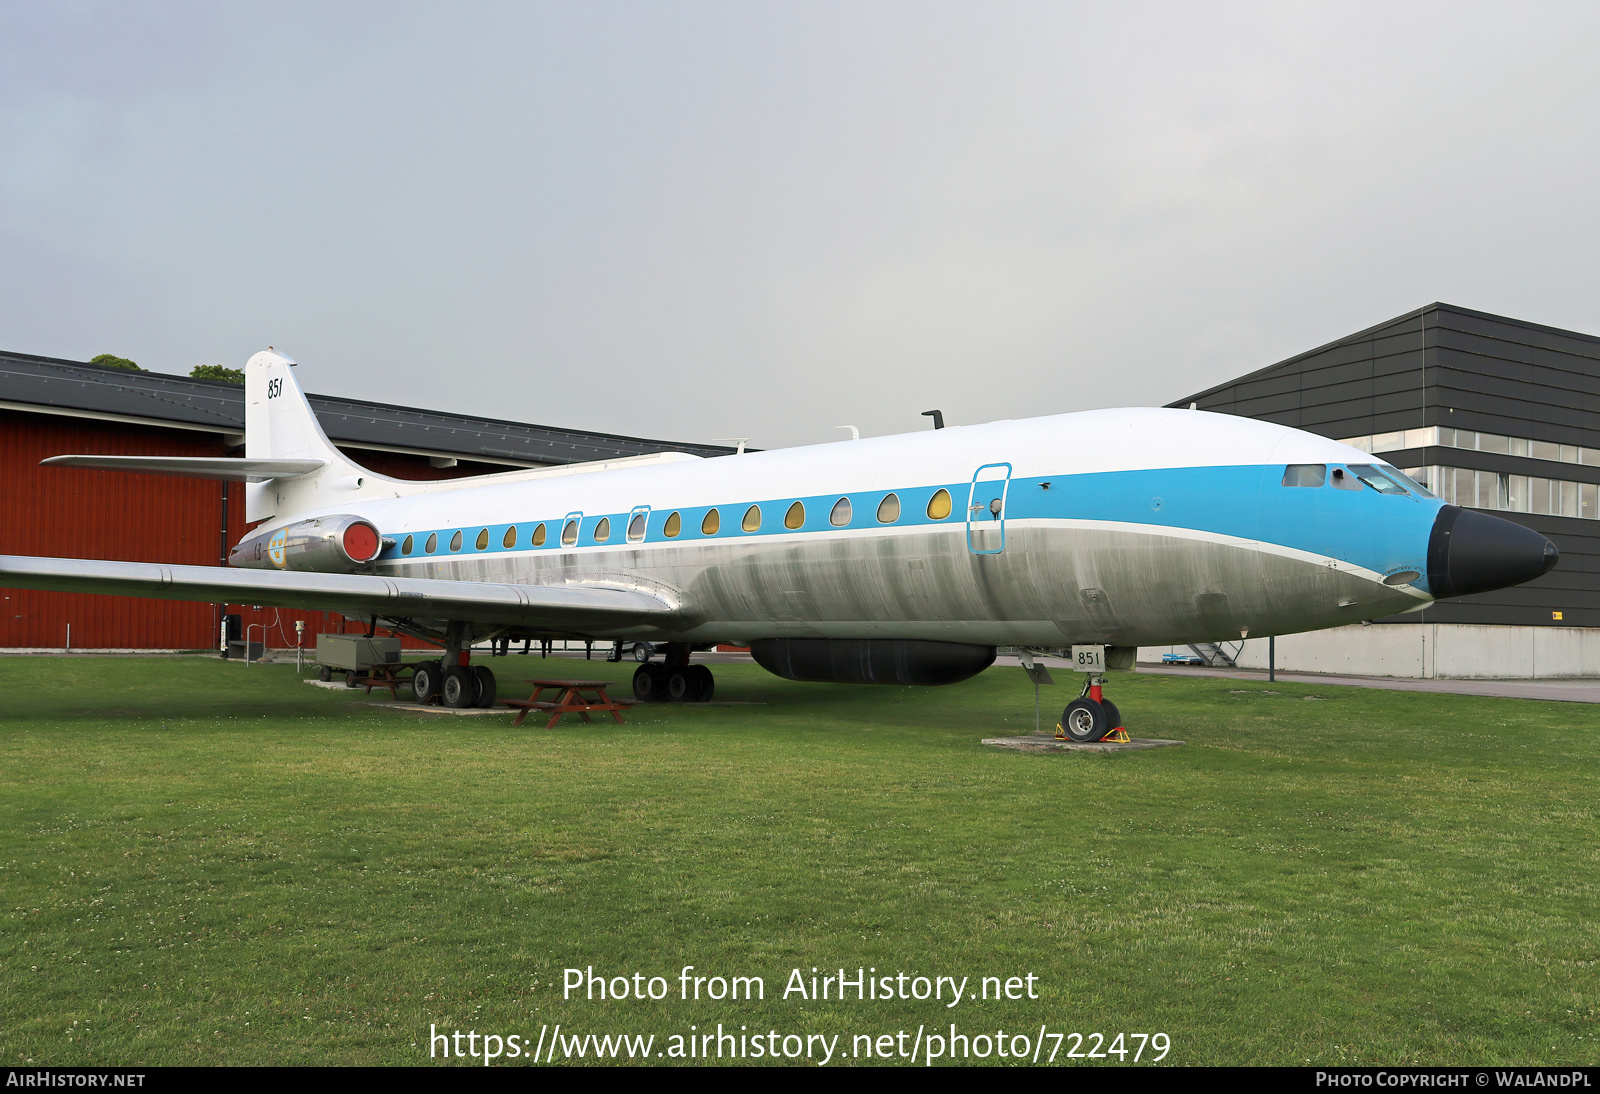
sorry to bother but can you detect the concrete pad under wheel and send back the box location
[981,735,1184,753]
[362,702,505,716]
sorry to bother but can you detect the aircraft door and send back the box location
[966,463,1012,555]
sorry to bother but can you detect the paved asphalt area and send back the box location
[566,649,1600,705]
[991,655,1600,704]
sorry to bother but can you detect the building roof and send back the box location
[0,350,738,466]
[1165,302,1600,447]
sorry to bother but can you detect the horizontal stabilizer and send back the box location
[41,455,328,482]
[0,554,677,634]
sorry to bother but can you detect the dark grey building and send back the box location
[1171,303,1600,629]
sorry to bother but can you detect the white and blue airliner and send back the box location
[2,350,1556,739]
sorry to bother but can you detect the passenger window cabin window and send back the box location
[627,513,646,541]
[402,535,414,556]
[594,517,611,542]
[926,488,953,520]
[1282,464,1325,488]
[532,523,547,547]
[1330,467,1365,492]
[562,520,578,546]
[425,533,438,554]
[742,505,761,532]
[450,530,463,551]
[830,498,852,526]
[664,512,681,537]
[785,501,805,529]
[877,493,901,523]
[1348,464,1408,495]
[475,528,489,550]
[701,509,720,535]
[502,526,517,549]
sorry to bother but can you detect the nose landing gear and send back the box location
[1057,673,1127,742]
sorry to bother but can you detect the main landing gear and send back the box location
[411,659,499,709]
[632,643,715,703]
[411,624,499,709]
[1057,673,1128,743]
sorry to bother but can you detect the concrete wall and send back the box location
[1140,623,1600,679]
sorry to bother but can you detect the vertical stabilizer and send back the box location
[243,350,372,523]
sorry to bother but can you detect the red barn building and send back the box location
[0,352,735,650]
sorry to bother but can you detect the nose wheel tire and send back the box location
[1059,697,1108,742]
[1100,699,1122,733]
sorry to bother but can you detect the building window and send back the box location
[1414,464,1600,519]
[926,488,953,520]
[402,535,414,556]
[1526,477,1548,514]
[425,533,438,554]
[1282,464,1325,487]
[664,512,682,537]
[1343,426,1600,468]
[450,530,463,552]
[742,505,761,532]
[594,518,611,543]
[877,493,901,523]
[503,526,517,549]
[475,528,489,550]
[532,523,547,547]
[785,501,805,529]
[830,498,852,526]
[701,509,720,535]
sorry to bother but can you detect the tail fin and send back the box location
[243,350,373,523]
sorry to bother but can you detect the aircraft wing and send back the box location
[0,554,676,633]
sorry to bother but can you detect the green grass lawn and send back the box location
[2,654,1597,1066]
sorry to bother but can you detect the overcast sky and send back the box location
[3,2,1599,449]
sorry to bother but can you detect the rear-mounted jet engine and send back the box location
[230,514,383,573]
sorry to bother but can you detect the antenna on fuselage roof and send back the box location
[835,425,859,441]
[713,437,750,455]
[1189,402,1198,410]
[922,409,945,429]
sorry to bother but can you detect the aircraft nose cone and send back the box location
[1426,505,1559,600]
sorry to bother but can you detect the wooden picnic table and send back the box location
[502,678,634,728]
[361,665,414,700]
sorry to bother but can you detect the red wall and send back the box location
[0,409,489,650]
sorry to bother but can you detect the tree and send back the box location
[90,353,142,371]
[190,364,244,384]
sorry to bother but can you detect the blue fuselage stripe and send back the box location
[377,463,1441,584]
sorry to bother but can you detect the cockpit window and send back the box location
[1330,467,1365,491]
[1348,464,1409,495]
[1282,464,1325,487]
[1382,466,1438,499]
